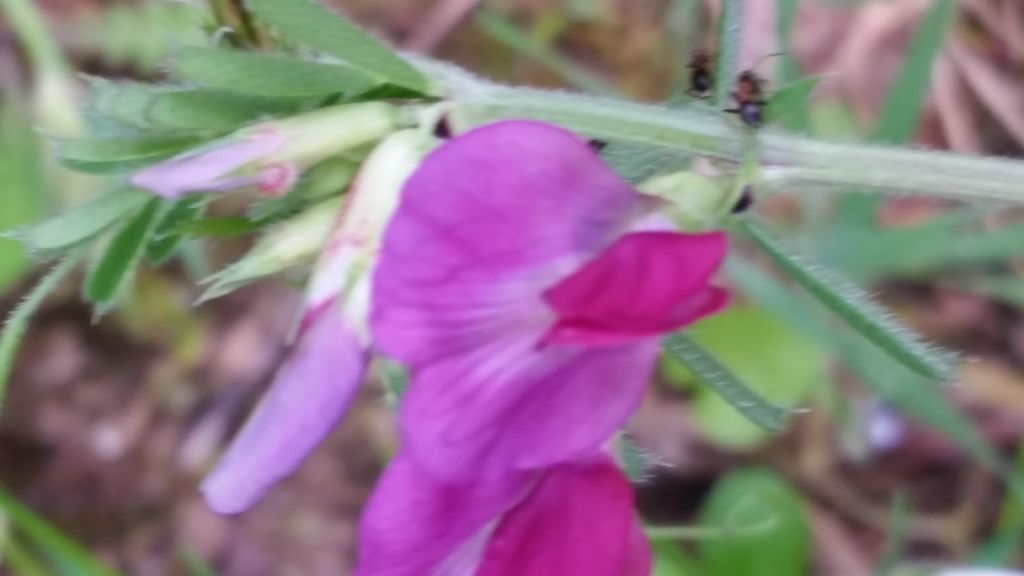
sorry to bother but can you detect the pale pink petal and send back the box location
[542,231,729,346]
[354,452,531,576]
[399,337,659,481]
[477,456,650,576]
[201,308,367,514]
[131,132,284,198]
[372,120,651,367]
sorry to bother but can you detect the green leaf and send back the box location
[87,78,302,132]
[727,257,1007,479]
[713,0,744,108]
[0,97,46,290]
[54,134,200,174]
[824,212,1024,282]
[3,537,53,576]
[0,486,122,576]
[766,76,820,131]
[145,197,206,265]
[197,197,339,302]
[245,0,427,92]
[663,332,793,436]
[835,327,1005,476]
[77,1,208,72]
[871,0,954,143]
[616,436,655,484]
[172,216,264,238]
[699,469,809,576]
[14,188,150,254]
[173,47,377,98]
[740,220,956,381]
[0,255,80,412]
[653,541,705,576]
[664,306,823,447]
[83,199,165,311]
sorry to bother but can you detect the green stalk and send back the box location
[714,0,744,108]
[0,0,67,75]
[454,84,1024,204]
[208,0,267,48]
[1,0,85,138]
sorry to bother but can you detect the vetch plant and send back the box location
[3,0,1024,573]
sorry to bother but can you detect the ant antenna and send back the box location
[746,51,790,73]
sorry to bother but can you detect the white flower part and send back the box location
[301,129,438,337]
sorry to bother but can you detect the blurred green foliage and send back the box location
[698,469,809,576]
[664,306,825,447]
[0,99,47,290]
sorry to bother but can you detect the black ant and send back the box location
[731,185,755,213]
[724,53,787,129]
[725,69,768,129]
[687,51,714,98]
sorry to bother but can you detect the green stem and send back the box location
[208,0,266,48]
[714,0,744,108]
[453,84,1024,204]
[0,0,68,74]
[645,515,778,540]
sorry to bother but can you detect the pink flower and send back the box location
[201,130,435,514]
[131,103,400,199]
[355,451,650,576]
[130,132,295,199]
[200,308,368,514]
[372,120,728,483]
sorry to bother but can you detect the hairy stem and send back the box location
[452,83,1024,204]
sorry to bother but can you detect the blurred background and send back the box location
[2,0,1024,574]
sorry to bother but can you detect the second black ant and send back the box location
[725,69,768,129]
[687,51,714,98]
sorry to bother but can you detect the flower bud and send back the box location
[131,102,402,199]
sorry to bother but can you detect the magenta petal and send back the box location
[477,456,650,576]
[624,519,654,576]
[372,120,649,367]
[131,133,284,198]
[542,231,728,346]
[372,121,662,481]
[201,309,367,514]
[399,337,659,482]
[354,452,530,576]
